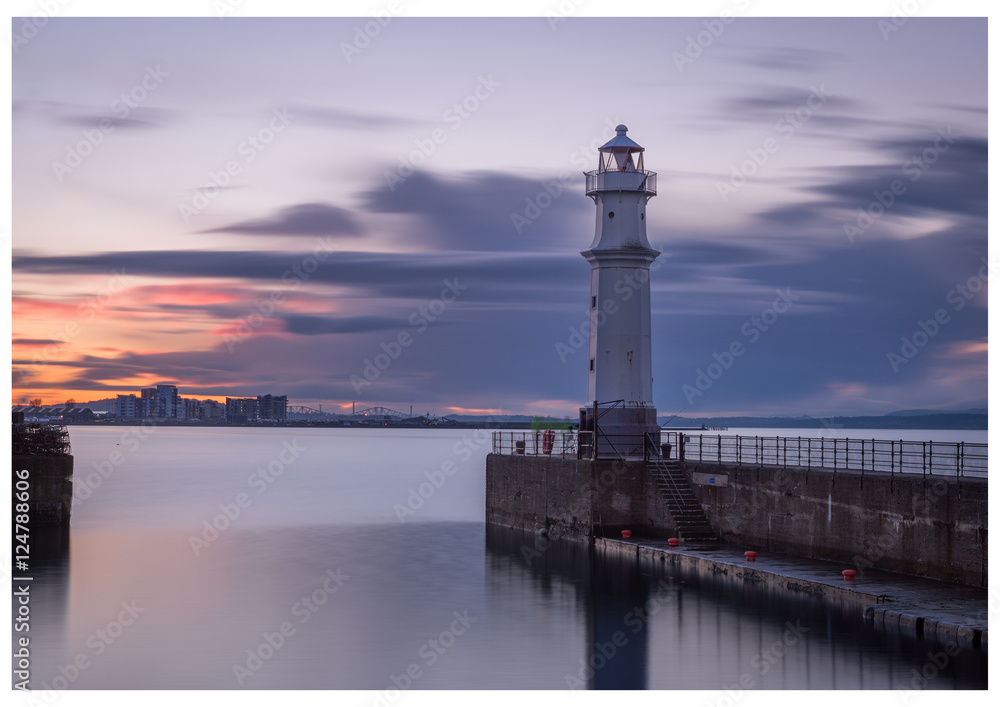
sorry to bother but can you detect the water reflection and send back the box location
[19,519,986,689]
[484,525,987,690]
[12,527,71,690]
[19,427,986,690]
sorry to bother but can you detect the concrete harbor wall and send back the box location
[682,462,987,587]
[485,454,987,586]
[485,454,649,538]
[593,536,988,649]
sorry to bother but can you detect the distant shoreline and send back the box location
[659,413,987,431]
[49,412,987,431]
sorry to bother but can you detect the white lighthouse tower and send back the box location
[581,124,659,457]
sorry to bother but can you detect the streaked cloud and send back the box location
[9,17,987,415]
[200,203,363,237]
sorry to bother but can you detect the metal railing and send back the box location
[492,430,579,458]
[662,432,987,478]
[584,169,657,196]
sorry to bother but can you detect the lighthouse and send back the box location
[580,124,660,457]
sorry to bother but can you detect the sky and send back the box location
[8,11,990,418]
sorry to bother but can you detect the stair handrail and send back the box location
[644,431,661,461]
[649,457,715,540]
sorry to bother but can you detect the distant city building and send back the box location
[116,394,139,418]
[226,395,288,423]
[154,384,179,418]
[27,387,289,424]
[140,387,157,418]
[225,397,255,424]
[182,398,200,420]
[257,394,288,421]
[110,391,231,422]
[202,399,226,421]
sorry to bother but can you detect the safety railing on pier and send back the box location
[661,432,987,478]
[491,430,579,459]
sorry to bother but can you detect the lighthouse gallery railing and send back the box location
[584,169,657,196]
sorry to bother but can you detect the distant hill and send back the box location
[885,408,987,417]
[659,412,986,430]
[82,397,116,412]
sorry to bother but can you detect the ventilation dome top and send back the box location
[599,124,644,152]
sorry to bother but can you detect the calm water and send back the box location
[20,427,987,690]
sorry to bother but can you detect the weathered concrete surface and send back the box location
[485,454,651,538]
[681,462,987,587]
[12,454,74,525]
[596,536,988,649]
[485,454,987,586]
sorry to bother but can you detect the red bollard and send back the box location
[842,569,857,580]
[744,551,757,561]
[667,538,679,547]
[621,530,632,539]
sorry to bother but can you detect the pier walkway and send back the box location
[597,535,988,649]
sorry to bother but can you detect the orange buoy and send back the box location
[744,551,757,561]
[667,537,679,547]
[842,569,857,580]
[621,530,632,539]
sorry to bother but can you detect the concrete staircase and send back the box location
[648,459,717,541]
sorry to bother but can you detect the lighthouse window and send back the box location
[589,358,595,372]
[591,296,597,309]
[641,212,644,220]
[608,211,615,220]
